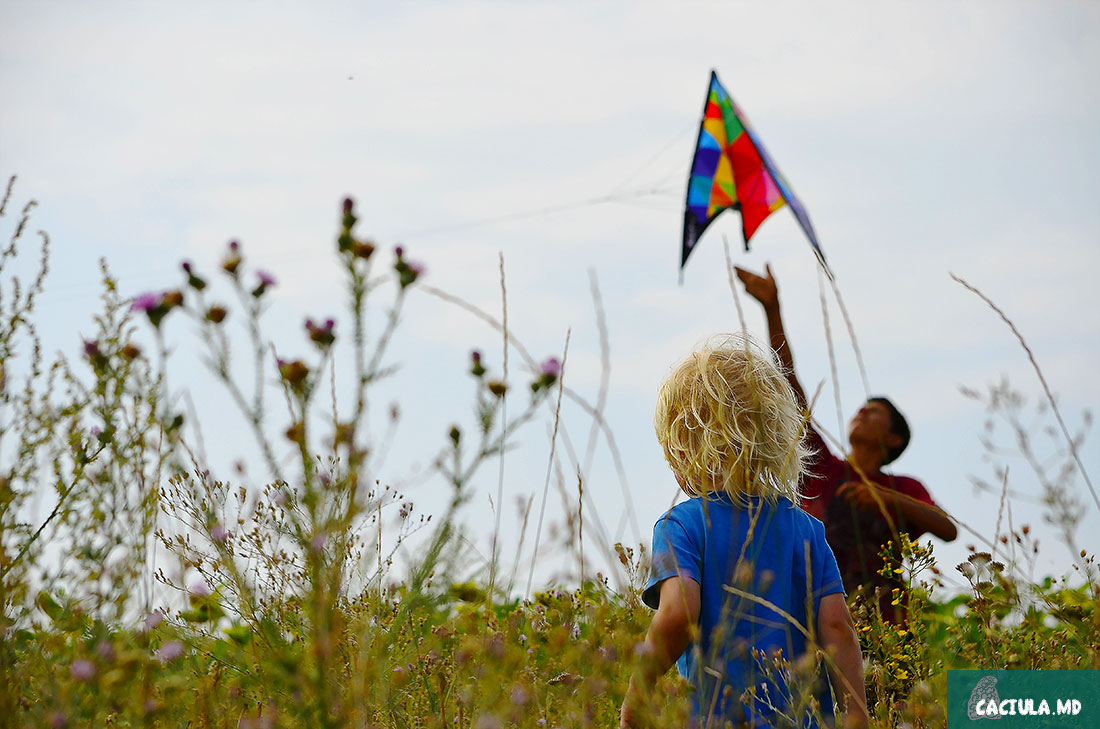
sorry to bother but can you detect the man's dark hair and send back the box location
[869,396,910,465]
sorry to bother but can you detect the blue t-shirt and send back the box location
[644,494,845,727]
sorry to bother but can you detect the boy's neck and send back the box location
[846,442,885,478]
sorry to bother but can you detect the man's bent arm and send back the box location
[837,481,959,542]
[891,491,958,542]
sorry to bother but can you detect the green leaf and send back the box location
[225,625,252,646]
[35,590,63,620]
[179,609,208,623]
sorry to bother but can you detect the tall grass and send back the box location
[1,176,1096,728]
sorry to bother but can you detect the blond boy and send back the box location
[621,335,867,728]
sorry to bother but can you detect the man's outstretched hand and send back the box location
[734,264,779,310]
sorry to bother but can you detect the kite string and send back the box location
[722,234,749,335]
[817,265,846,441]
[397,184,676,240]
[826,270,871,398]
[610,120,698,197]
[30,181,677,308]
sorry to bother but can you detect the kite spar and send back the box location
[681,70,830,281]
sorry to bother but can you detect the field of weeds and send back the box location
[2,179,1097,728]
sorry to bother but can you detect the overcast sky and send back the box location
[2,0,1098,594]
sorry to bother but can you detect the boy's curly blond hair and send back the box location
[654,333,810,505]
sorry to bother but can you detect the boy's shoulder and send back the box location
[653,498,705,531]
[656,495,811,529]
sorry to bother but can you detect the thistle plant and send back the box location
[2,174,1097,728]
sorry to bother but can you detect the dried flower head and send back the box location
[70,659,95,682]
[156,640,185,662]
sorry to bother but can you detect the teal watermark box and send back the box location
[946,671,1098,728]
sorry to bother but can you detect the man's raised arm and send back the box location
[735,264,808,408]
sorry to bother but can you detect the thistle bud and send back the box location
[181,261,206,291]
[353,240,375,260]
[285,421,306,444]
[205,306,228,324]
[251,271,276,298]
[531,357,561,393]
[222,241,242,275]
[162,290,184,309]
[82,339,102,361]
[342,197,357,229]
[305,317,336,347]
[470,350,486,378]
[394,254,425,289]
[277,359,309,387]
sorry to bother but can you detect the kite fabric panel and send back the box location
[681,70,829,276]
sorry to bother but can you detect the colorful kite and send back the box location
[682,71,829,277]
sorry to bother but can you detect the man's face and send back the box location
[847,400,901,453]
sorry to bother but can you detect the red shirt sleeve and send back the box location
[889,475,936,506]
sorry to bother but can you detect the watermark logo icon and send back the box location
[968,676,1001,721]
[948,670,1095,727]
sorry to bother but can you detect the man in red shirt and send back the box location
[735,264,957,622]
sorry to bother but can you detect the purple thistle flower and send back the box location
[143,610,163,630]
[257,270,276,287]
[229,240,240,251]
[70,659,96,681]
[156,640,184,662]
[181,261,193,274]
[306,317,336,347]
[131,292,160,312]
[406,260,426,276]
[539,358,561,378]
[190,581,212,597]
[96,640,115,661]
[394,246,404,258]
[211,524,229,544]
